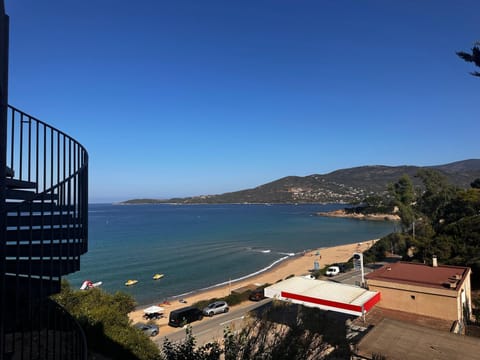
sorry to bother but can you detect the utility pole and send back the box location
[353,253,365,287]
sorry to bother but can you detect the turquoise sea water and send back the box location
[67,203,395,305]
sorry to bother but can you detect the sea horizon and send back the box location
[67,203,395,305]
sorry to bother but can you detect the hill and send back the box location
[121,159,480,204]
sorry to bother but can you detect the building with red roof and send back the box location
[365,259,472,323]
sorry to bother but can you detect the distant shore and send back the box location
[128,240,378,336]
[316,209,400,221]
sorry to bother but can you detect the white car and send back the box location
[202,301,229,316]
[326,266,340,277]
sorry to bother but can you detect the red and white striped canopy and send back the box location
[264,277,380,316]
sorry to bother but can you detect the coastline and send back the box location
[316,209,400,221]
[128,240,378,335]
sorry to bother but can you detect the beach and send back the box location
[128,240,377,335]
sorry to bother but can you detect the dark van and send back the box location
[168,306,203,327]
[249,288,265,301]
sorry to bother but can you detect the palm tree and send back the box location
[457,41,480,77]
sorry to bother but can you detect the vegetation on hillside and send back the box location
[52,281,348,359]
[52,281,161,360]
[121,160,480,205]
[363,170,480,285]
[163,302,351,360]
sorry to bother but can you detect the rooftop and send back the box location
[365,261,470,291]
[264,277,380,316]
[355,318,480,360]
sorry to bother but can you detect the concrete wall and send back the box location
[367,280,460,321]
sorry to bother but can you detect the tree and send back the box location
[457,41,480,77]
[162,327,222,360]
[415,169,456,227]
[471,178,480,189]
[389,174,416,230]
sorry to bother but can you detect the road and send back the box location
[155,298,271,347]
[155,267,380,348]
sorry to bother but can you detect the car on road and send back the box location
[134,323,159,337]
[169,306,204,327]
[249,288,266,301]
[326,266,340,276]
[202,301,229,316]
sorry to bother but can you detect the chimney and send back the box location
[432,255,438,267]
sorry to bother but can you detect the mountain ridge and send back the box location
[122,159,480,204]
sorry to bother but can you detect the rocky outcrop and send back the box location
[316,209,400,221]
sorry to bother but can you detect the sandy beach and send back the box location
[128,240,377,335]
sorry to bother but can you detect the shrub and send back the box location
[52,280,161,360]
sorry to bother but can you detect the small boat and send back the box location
[152,274,164,280]
[80,280,102,290]
[125,279,138,286]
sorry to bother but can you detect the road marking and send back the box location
[220,316,244,326]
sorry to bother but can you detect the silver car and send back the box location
[135,323,159,337]
[202,301,229,316]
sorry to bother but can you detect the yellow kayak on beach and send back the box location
[125,279,138,286]
[153,274,164,280]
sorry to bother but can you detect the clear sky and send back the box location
[5,1,479,203]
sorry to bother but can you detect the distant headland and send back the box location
[120,159,480,205]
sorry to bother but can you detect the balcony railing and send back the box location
[4,105,88,296]
[2,298,87,360]
[2,105,89,359]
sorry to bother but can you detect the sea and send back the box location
[67,203,395,306]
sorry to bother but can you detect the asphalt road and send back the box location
[155,298,271,347]
[328,269,372,286]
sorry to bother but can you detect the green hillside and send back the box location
[121,159,480,204]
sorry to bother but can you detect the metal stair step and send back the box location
[5,178,37,189]
[6,189,58,201]
[3,275,61,298]
[5,226,84,242]
[6,188,36,201]
[5,258,80,277]
[6,202,76,213]
[5,240,86,257]
[7,214,75,227]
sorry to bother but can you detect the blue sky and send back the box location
[5,1,479,203]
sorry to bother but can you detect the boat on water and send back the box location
[125,279,138,286]
[152,274,164,280]
[80,280,102,290]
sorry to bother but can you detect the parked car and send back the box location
[326,266,340,277]
[203,301,229,316]
[143,312,162,320]
[249,288,266,301]
[135,323,159,337]
[168,306,203,327]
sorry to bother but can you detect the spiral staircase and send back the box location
[1,3,89,359]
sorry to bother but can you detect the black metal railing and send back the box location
[2,298,87,360]
[2,105,89,359]
[5,105,88,294]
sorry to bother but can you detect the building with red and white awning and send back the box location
[264,276,380,317]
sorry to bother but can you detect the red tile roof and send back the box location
[366,262,469,290]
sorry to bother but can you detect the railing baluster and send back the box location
[27,114,31,182]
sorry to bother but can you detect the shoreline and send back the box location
[137,251,303,309]
[316,209,400,221]
[167,253,295,300]
[128,240,378,334]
